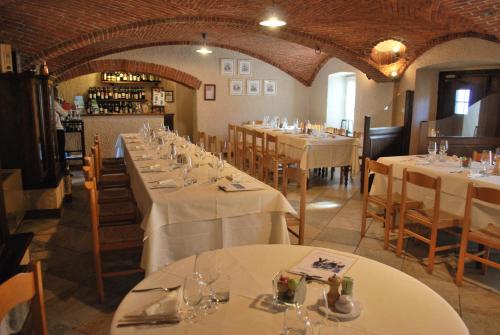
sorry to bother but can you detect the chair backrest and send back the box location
[472,151,481,162]
[228,124,236,145]
[90,146,101,184]
[325,127,335,134]
[244,128,254,150]
[265,133,279,158]
[82,156,94,181]
[254,120,263,125]
[282,167,307,227]
[207,135,217,153]
[197,131,206,147]
[0,261,47,335]
[253,130,264,149]
[363,158,393,205]
[84,179,100,248]
[402,169,441,221]
[338,128,346,136]
[463,183,500,233]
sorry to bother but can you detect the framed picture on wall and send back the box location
[165,90,174,103]
[230,79,243,95]
[151,87,165,106]
[204,84,216,101]
[238,60,252,75]
[221,59,235,76]
[247,80,260,96]
[263,80,277,96]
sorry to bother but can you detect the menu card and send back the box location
[218,180,264,192]
[289,249,357,280]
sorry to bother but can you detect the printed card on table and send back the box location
[290,249,357,280]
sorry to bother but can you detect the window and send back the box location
[454,89,470,115]
[326,72,356,132]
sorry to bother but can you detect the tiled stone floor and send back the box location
[18,170,499,334]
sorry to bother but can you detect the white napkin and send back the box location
[133,145,145,150]
[142,164,161,170]
[150,179,178,189]
[135,154,152,160]
[144,293,178,316]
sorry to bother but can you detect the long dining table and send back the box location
[116,132,295,275]
[243,124,361,174]
[371,155,500,229]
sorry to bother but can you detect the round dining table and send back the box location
[110,244,469,335]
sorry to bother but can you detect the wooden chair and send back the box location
[260,133,299,189]
[235,126,246,170]
[361,158,422,249]
[83,156,132,204]
[227,124,237,164]
[94,134,125,167]
[251,130,264,176]
[91,146,130,189]
[197,131,207,148]
[456,184,500,285]
[397,169,463,273]
[0,261,47,335]
[282,166,308,245]
[84,178,144,302]
[472,151,482,162]
[207,134,217,154]
[93,139,126,174]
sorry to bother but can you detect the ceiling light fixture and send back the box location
[196,33,212,55]
[390,71,398,78]
[315,46,321,55]
[259,1,286,27]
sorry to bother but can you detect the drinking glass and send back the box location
[210,273,230,304]
[215,153,225,179]
[195,251,220,314]
[182,155,194,186]
[283,305,312,335]
[481,150,492,172]
[428,141,437,155]
[182,273,204,323]
[439,139,448,154]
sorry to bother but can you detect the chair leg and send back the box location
[383,209,391,250]
[396,214,405,257]
[482,246,490,275]
[427,226,438,274]
[272,162,279,189]
[330,167,335,180]
[361,200,368,238]
[93,252,105,303]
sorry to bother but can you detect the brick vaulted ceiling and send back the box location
[0,0,498,85]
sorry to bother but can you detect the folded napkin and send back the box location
[150,179,178,189]
[135,154,152,160]
[142,164,161,170]
[125,290,179,320]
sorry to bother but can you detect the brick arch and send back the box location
[399,32,499,74]
[29,16,387,84]
[54,59,202,90]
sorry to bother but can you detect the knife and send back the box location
[116,319,180,327]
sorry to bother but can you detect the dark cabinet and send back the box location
[0,73,62,189]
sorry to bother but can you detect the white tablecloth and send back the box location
[371,156,500,230]
[244,125,361,172]
[117,134,294,274]
[110,245,469,335]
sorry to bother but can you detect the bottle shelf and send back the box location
[92,99,146,102]
[101,80,161,84]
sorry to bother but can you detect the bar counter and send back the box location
[82,113,164,158]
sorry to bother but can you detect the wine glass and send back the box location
[182,155,193,186]
[215,153,225,180]
[182,273,204,323]
[480,150,492,172]
[427,141,437,161]
[439,139,448,154]
[194,251,220,314]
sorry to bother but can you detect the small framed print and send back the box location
[221,59,235,76]
[230,79,243,95]
[264,80,277,96]
[165,90,174,103]
[204,84,216,101]
[238,60,252,76]
[247,80,260,96]
[151,87,165,106]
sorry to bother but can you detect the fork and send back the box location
[131,284,181,293]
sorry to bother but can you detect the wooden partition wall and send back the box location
[360,90,413,193]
